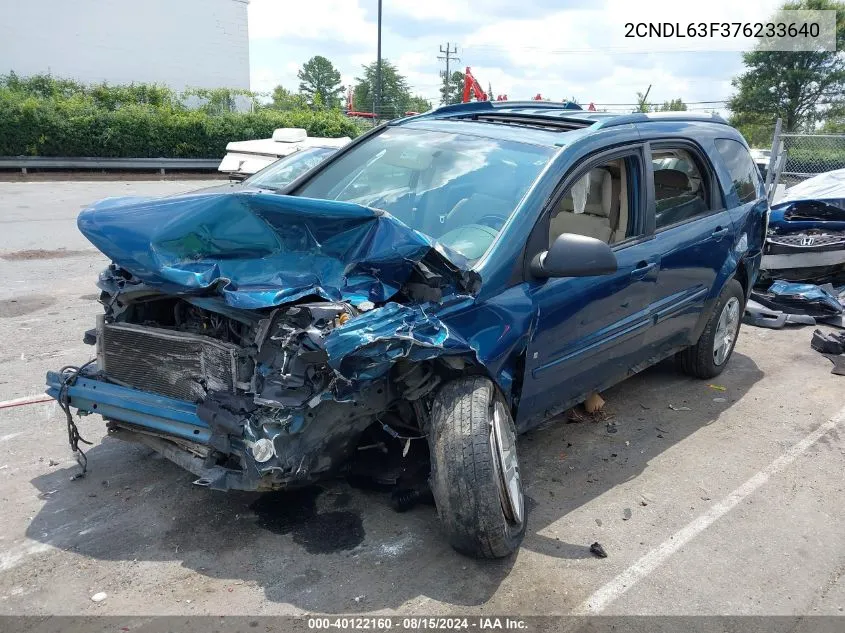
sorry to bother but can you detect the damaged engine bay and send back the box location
[76,263,473,498]
[46,191,494,502]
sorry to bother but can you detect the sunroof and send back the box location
[451,112,594,132]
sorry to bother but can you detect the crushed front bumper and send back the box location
[45,365,389,491]
[46,369,210,443]
[45,370,267,490]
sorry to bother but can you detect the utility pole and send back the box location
[637,84,652,113]
[375,0,382,124]
[438,42,459,104]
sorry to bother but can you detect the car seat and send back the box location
[549,168,613,247]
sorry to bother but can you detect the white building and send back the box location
[0,0,250,91]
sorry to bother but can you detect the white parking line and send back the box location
[573,407,845,615]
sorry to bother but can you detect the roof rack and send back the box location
[595,111,729,128]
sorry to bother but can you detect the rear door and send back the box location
[643,141,735,355]
[518,145,659,424]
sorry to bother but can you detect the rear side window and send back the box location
[651,148,711,230]
[714,138,763,205]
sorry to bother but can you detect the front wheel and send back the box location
[428,376,526,558]
[676,278,744,379]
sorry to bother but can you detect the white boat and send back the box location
[218,128,351,179]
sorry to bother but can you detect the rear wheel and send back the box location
[676,279,744,379]
[428,376,526,558]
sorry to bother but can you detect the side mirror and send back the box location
[531,233,618,279]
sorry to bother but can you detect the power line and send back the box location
[593,100,729,106]
[460,44,742,55]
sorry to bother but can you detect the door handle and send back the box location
[631,261,657,278]
[711,226,729,238]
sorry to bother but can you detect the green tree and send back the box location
[353,59,411,119]
[407,95,432,113]
[297,56,344,109]
[635,90,651,112]
[821,101,845,131]
[728,0,845,145]
[440,70,465,105]
[269,85,307,111]
[655,98,688,112]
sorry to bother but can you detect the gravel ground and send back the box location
[0,181,843,619]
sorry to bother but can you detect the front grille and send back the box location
[768,233,845,247]
[99,322,240,401]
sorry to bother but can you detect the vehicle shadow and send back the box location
[26,352,763,612]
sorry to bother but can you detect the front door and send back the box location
[517,149,658,426]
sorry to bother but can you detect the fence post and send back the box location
[764,118,782,194]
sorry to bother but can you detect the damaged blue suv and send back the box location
[47,101,767,558]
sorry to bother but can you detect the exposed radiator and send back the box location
[99,322,241,402]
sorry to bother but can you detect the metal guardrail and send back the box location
[0,156,220,173]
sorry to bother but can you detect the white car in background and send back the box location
[218,127,351,180]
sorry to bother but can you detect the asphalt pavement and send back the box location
[0,181,843,619]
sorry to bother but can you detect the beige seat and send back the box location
[550,168,613,247]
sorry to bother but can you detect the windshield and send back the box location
[294,127,554,261]
[244,147,336,190]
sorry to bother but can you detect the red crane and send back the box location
[461,66,489,103]
[462,66,592,107]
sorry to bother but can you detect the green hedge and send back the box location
[0,81,361,159]
[785,145,845,175]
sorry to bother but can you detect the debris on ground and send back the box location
[745,281,845,329]
[743,298,817,329]
[668,404,691,411]
[707,384,727,391]
[825,354,845,376]
[811,329,845,355]
[622,508,632,521]
[590,542,608,558]
[91,592,107,603]
[584,392,605,413]
[760,281,843,316]
[713,397,727,403]
[567,402,612,424]
[810,329,845,375]
[48,458,59,466]
[605,422,617,434]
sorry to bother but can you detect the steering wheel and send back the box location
[475,214,508,231]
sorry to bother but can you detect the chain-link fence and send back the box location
[779,133,845,187]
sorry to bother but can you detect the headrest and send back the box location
[654,169,690,199]
[583,168,612,217]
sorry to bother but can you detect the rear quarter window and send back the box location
[714,138,763,205]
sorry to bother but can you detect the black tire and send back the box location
[427,376,526,558]
[676,279,745,379]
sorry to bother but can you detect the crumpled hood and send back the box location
[78,191,478,308]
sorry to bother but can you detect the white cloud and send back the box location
[249,0,373,44]
[249,0,782,110]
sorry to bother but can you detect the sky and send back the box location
[247,0,785,113]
